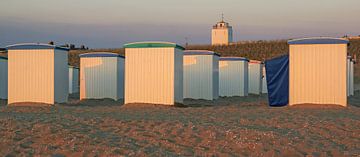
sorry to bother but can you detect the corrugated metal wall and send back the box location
[347,59,354,96]
[54,50,68,103]
[262,67,268,94]
[183,55,218,100]
[80,57,123,100]
[8,49,55,104]
[69,67,79,94]
[350,61,354,96]
[289,44,347,106]
[213,56,219,99]
[174,48,183,104]
[249,63,263,95]
[219,60,248,97]
[125,47,183,105]
[117,58,125,99]
[0,59,7,99]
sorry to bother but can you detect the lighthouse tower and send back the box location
[211,15,233,45]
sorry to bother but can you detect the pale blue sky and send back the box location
[0,0,359,48]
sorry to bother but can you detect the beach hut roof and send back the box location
[6,43,69,51]
[219,57,249,62]
[79,52,125,58]
[68,65,79,69]
[184,50,220,56]
[288,37,349,45]
[123,41,185,50]
[249,60,264,64]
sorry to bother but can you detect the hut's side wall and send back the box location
[8,49,55,104]
[289,44,347,106]
[0,59,7,99]
[174,48,183,104]
[183,55,215,100]
[350,61,354,96]
[213,56,219,99]
[54,49,68,103]
[125,48,177,105]
[249,63,263,95]
[262,67,268,94]
[69,68,74,94]
[219,60,248,97]
[117,57,125,100]
[69,67,79,94]
[80,57,118,100]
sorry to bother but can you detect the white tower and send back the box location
[211,14,233,45]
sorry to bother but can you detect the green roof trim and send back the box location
[124,42,185,50]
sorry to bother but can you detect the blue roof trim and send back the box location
[6,43,69,51]
[0,56,8,60]
[288,38,349,45]
[184,50,221,57]
[219,57,249,62]
[79,53,125,58]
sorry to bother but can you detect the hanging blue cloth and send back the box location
[265,55,289,107]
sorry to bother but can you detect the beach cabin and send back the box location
[69,66,79,94]
[0,56,7,99]
[79,52,125,100]
[249,60,263,95]
[262,66,268,94]
[6,43,69,105]
[288,37,349,107]
[183,50,219,100]
[219,57,249,97]
[124,42,184,105]
[347,56,354,96]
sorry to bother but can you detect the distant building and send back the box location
[211,17,233,45]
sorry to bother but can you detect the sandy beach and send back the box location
[0,94,359,156]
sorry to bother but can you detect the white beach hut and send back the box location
[69,66,79,94]
[262,66,268,94]
[219,57,249,97]
[79,52,125,101]
[183,50,219,100]
[347,56,354,96]
[0,56,7,99]
[248,60,263,95]
[6,43,69,105]
[124,42,184,105]
[288,37,349,107]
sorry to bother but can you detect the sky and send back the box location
[0,0,359,48]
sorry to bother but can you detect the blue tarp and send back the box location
[265,55,289,107]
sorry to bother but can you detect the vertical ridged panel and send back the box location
[69,67,79,94]
[219,60,248,97]
[54,50,68,103]
[289,44,347,106]
[0,59,7,99]
[117,58,125,99]
[174,48,183,103]
[249,63,263,95]
[213,56,219,99]
[183,55,216,100]
[262,67,268,93]
[8,49,54,104]
[350,61,354,96]
[125,48,181,105]
[80,57,119,100]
